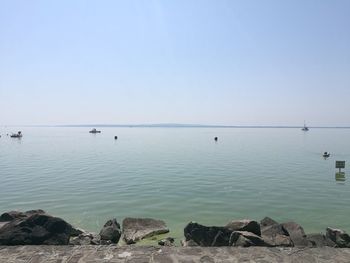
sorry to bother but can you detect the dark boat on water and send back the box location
[89,128,101,134]
[301,121,309,131]
[323,152,330,158]
[10,131,22,138]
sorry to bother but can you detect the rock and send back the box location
[181,239,199,247]
[184,222,234,246]
[234,235,254,247]
[307,233,336,247]
[99,219,121,244]
[70,232,95,245]
[0,222,8,230]
[230,231,266,247]
[0,211,26,222]
[261,224,293,247]
[158,237,175,246]
[184,222,267,247]
[69,228,101,245]
[0,213,74,245]
[22,209,46,216]
[0,210,45,222]
[326,228,350,248]
[225,219,261,236]
[122,217,169,244]
[70,227,85,237]
[281,222,308,247]
[260,217,279,228]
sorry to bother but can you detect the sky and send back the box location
[0,0,350,126]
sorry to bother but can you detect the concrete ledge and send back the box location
[1,246,350,263]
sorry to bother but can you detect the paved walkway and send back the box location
[1,245,350,263]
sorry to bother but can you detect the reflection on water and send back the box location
[335,172,346,182]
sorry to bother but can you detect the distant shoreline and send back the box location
[3,124,350,129]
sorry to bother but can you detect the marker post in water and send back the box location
[335,161,346,181]
[336,161,345,173]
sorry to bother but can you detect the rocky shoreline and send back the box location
[0,210,349,249]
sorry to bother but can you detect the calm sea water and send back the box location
[1,127,350,239]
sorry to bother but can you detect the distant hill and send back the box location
[54,123,350,128]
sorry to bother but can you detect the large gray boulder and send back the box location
[307,233,336,247]
[225,219,261,236]
[326,227,350,248]
[99,219,121,244]
[122,217,169,244]
[281,222,308,247]
[261,224,293,247]
[230,231,266,247]
[260,217,279,228]
[0,213,75,245]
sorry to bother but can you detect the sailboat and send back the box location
[301,121,309,131]
[89,128,101,133]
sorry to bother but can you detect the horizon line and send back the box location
[2,123,350,129]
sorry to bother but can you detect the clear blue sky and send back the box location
[1,0,349,126]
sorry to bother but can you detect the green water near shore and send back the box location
[1,127,350,240]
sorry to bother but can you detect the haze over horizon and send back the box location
[1,1,350,126]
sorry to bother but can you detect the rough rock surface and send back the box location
[282,221,308,247]
[184,222,234,246]
[99,219,121,244]
[230,231,266,247]
[307,233,336,248]
[0,210,45,222]
[225,219,261,236]
[260,216,279,228]
[0,213,75,245]
[158,237,175,246]
[326,227,350,248]
[1,245,350,262]
[261,223,293,247]
[122,217,169,244]
[181,239,199,247]
[69,232,101,245]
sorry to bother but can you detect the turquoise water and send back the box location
[1,127,350,239]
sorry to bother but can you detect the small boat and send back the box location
[89,128,101,134]
[10,131,23,138]
[323,152,330,158]
[301,121,309,131]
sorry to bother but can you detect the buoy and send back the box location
[114,136,118,140]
